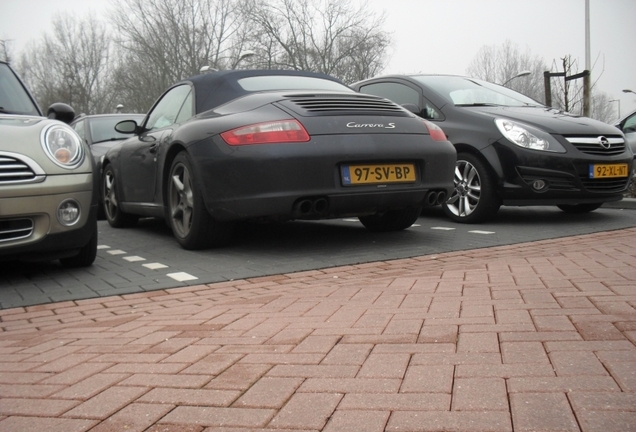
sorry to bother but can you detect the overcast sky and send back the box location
[1,0,635,117]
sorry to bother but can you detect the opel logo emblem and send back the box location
[598,136,611,149]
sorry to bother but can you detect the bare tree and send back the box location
[109,0,249,112]
[241,0,390,83]
[466,40,548,102]
[547,54,611,122]
[589,91,615,124]
[1,39,13,63]
[18,13,115,115]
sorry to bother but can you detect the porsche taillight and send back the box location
[420,118,448,142]
[221,120,310,145]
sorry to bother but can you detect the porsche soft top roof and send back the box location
[179,69,349,114]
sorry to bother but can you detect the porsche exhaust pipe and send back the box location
[293,197,329,218]
[425,191,438,206]
[424,190,447,206]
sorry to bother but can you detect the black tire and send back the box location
[60,221,97,268]
[358,207,421,232]
[102,164,139,228]
[167,151,233,249]
[443,153,500,223]
[557,203,602,213]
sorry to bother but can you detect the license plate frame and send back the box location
[341,163,416,185]
[588,163,629,179]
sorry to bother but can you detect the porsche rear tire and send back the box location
[557,203,602,213]
[358,207,421,232]
[167,152,233,249]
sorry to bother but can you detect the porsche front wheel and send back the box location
[102,164,139,228]
[167,152,233,249]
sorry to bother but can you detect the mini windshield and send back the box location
[414,75,543,107]
[0,63,40,116]
[238,75,353,92]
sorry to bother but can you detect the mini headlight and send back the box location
[41,124,84,168]
[495,118,566,153]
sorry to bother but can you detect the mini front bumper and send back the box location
[0,173,97,260]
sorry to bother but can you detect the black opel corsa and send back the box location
[102,69,456,249]
[352,75,634,223]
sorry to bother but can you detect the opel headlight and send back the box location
[495,118,566,153]
[41,124,84,168]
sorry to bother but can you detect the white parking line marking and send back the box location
[431,227,456,230]
[97,245,111,249]
[107,249,127,255]
[143,263,169,270]
[123,256,146,262]
[167,272,198,282]
[411,224,421,227]
[469,230,495,235]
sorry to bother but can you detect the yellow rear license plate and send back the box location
[341,164,416,185]
[589,163,629,178]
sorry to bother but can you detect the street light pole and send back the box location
[624,89,636,95]
[609,99,620,119]
[232,51,256,69]
[502,70,531,87]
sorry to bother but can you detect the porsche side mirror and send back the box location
[115,119,140,135]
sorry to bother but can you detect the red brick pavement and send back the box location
[1,228,635,431]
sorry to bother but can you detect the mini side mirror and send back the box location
[47,103,75,124]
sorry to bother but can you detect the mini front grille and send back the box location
[580,177,630,193]
[0,153,45,184]
[284,94,405,115]
[0,218,34,243]
[565,136,626,156]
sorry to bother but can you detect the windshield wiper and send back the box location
[455,103,501,107]
[92,137,125,144]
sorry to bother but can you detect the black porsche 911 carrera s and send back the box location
[102,69,456,249]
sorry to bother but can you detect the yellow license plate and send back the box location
[341,164,416,185]
[589,163,629,178]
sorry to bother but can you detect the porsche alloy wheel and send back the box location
[102,164,138,228]
[168,152,233,249]
[443,153,500,223]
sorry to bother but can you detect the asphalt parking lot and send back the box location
[1,202,636,310]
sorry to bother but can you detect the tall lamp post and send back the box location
[502,70,531,87]
[609,99,620,119]
[231,51,255,69]
[624,89,636,95]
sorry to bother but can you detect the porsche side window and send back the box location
[146,84,192,130]
[174,89,193,124]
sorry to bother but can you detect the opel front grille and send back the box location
[565,136,626,156]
